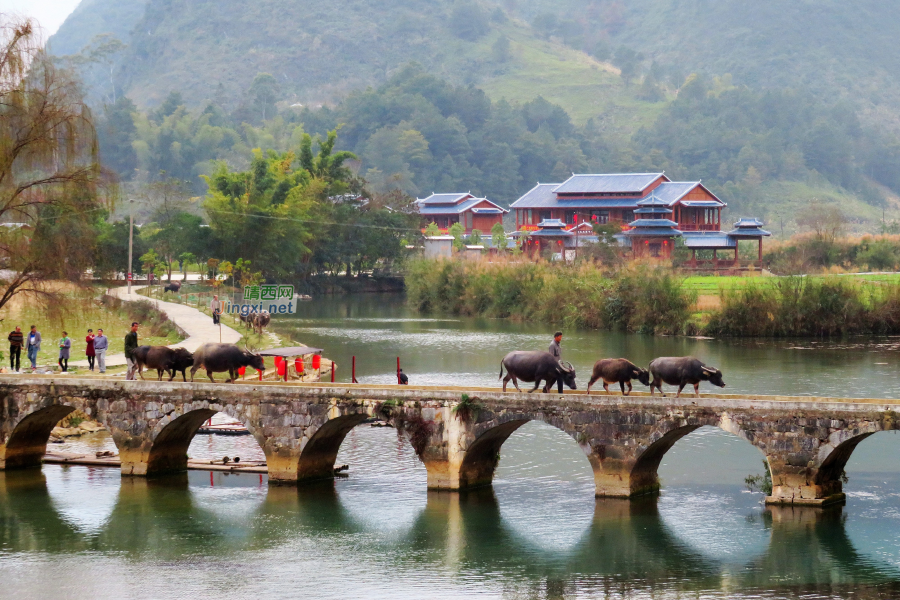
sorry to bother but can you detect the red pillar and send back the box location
[758,239,763,263]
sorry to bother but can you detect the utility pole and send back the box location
[127,210,134,294]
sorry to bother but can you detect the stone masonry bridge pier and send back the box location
[2,377,899,506]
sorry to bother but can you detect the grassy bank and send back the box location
[406,259,900,337]
[0,285,183,368]
[406,258,697,335]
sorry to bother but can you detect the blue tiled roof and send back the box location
[509,183,560,208]
[417,193,471,205]
[624,227,683,238]
[536,218,568,229]
[512,177,726,212]
[418,197,508,215]
[530,229,574,237]
[626,218,679,228]
[727,227,771,237]
[650,182,701,206]
[682,232,736,248]
[733,218,765,228]
[681,200,722,208]
[471,207,504,214]
[553,173,665,195]
[634,206,673,214]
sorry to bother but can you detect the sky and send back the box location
[0,0,81,38]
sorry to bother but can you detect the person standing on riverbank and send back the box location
[26,326,40,371]
[124,322,139,380]
[211,295,221,325]
[85,329,96,372]
[93,329,108,373]
[549,331,563,394]
[58,332,71,372]
[7,326,23,372]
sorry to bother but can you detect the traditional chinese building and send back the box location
[510,173,725,231]
[622,193,683,258]
[416,193,508,233]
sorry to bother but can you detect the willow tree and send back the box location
[0,16,105,311]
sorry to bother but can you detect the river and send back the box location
[3,292,900,599]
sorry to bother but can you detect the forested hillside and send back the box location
[51,0,900,231]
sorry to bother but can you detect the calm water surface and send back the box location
[4,292,900,599]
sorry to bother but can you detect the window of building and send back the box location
[540,210,552,221]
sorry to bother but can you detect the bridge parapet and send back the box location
[1,377,898,506]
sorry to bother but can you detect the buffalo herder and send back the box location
[549,331,564,394]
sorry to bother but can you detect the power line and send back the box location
[203,208,422,233]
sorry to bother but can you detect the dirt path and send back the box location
[70,284,242,369]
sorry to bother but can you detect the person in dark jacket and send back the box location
[25,325,40,371]
[398,369,409,385]
[85,329,96,372]
[58,331,71,372]
[7,326,23,372]
[124,322,139,380]
[549,331,563,393]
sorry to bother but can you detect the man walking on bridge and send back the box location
[211,295,222,326]
[549,331,564,394]
[124,322,139,380]
[7,326,23,373]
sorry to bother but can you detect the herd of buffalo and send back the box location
[499,351,725,398]
[132,343,264,383]
[134,342,725,398]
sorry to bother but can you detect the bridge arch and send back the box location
[812,423,899,499]
[293,413,371,483]
[0,405,75,469]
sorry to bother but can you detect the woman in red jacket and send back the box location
[85,328,96,372]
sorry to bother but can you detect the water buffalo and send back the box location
[190,343,265,383]
[163,281,182,293]
[133,346,194,381]
[499,351,577,393]
[586,359,650,395]
[648,356,726,397]
[252,311,271,334]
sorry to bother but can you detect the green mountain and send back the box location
[47,0,900,231]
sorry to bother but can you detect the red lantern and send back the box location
[238,366,246,378]
[295,358,304,373]
[312,354,321,370]
[274,356,284,368]
[276,360,286,377]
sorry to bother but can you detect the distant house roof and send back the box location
[511,179,725,212]
[623,218,683,238]
[417,196,508,216]
[553,173,666,195]
[733,218,766,228]
[509,183,560,209]
[682,232,736,248]
[417,193,472,205]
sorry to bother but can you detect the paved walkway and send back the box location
[71,284,242,369]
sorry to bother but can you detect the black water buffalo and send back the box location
[190,343,265,383]
[586,358,650,395]
[648,356,726,397]
[163,281,182,293]
[133,346,194,381]
[499,351,577,393]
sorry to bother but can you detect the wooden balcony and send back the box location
[678,223,720,232]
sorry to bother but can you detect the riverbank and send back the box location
[0,283,184,372]
[405,258,900,337]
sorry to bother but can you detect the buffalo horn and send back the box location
[559,361,574,372]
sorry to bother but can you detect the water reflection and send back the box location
[3,467,899,597]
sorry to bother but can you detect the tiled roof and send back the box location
[682,232,736,248]
[417,193,471,205]
[509,183,559,208]
[680,200,722,208]
[553,173,665,195]
[418,197,508,215]
[649,182,700,205]
[727,226,771,237]
[626,218,679,228]
[733,218,765,228]
[624,226,683,238]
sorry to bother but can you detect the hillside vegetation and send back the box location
[51,0,900,229]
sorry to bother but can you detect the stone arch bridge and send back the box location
[2,377,899,506]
